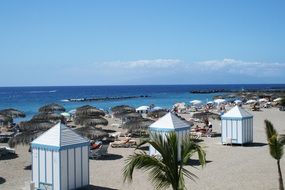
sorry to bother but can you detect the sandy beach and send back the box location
[1,107,284,190]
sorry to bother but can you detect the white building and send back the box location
[221,106,253,145]
[148,112,191,160]
[31,122,90,190]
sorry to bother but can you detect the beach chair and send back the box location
[205,128,213,138]
[0,146,15,157]
[89,144,109,159]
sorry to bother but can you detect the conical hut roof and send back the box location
[31,122,89,149]
[149,112,191,131]
[222,105,253,119]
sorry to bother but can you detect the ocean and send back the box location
[0,84,285,121]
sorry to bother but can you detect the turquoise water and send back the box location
[0,84,284,121]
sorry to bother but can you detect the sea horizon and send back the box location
[1,83,285,88]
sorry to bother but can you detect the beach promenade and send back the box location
[0,107,284,190]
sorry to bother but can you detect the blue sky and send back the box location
[0,0,285,86]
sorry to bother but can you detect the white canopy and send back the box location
[246,99,257,104]
[273,98,283,102]
[136,106,150,111]
[258,98,268,103]
[222,106,253,119]
[149,112,190,131]
[152,106,163,111]
[173,102,186,109]
[207,101,214,105]
[214,99,226,104]
[68,109,76,114]
[190,100,202,105]
[60,112,71,117]
[234,100,242,104]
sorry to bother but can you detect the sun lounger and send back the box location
[109,132,121,139]
[0,146,16,157]
[110,138,137,148]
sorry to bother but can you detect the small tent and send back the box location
[136,106,150,114]
[31,122,89,190]
[148,112,191,160]
[221,106,253,145]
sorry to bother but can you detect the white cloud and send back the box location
[196,58,285,76]
[59,58,285,85]
[101,59,182,69]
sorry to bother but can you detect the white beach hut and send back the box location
[214,99,226,105]
[221,106,253,145]
[31,122,89,190]
[148,112,191,160]
[136,106,150,114]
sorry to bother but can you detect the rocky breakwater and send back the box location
[62,95,151,102]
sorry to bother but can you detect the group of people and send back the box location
[191,118,213,138]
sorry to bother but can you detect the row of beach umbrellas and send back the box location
[189,97,284,106]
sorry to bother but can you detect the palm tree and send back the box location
[265,120,285,190]
[123,132,206,190]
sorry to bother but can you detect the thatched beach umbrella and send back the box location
[0,114,13,125]
[0,108,26,118]
[75,126,108,140]
[123,112,142,120]
[75,105,105,117]
[147,110,168,118]
[8,130,45,148]
[192,112,221,120]
[39,103,66,113]
[18,120,54,132]
[111,105,135,113]
[74,105,107,127]
[32,113,65,123]
[111,105,136,120]
[122,118,154,136]
[122,118,154,130]
[80,117,108,126]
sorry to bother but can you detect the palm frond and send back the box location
[265,120,277,140]
[269,135,283,160]
[123,132,206,190]
[123,152,166,182]
[264,120,284,160]
[279,135,285,145]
